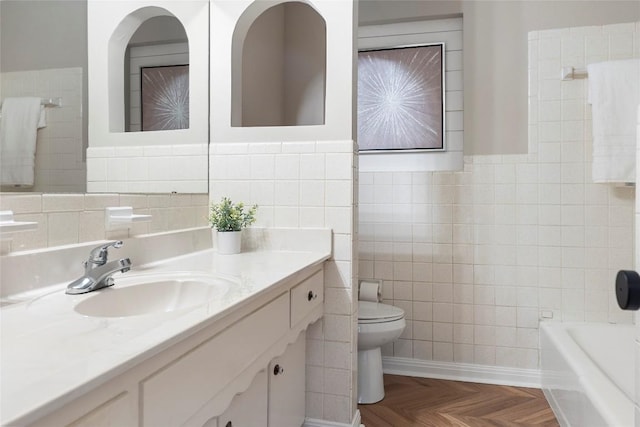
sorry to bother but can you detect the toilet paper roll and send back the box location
[359,280,381,302]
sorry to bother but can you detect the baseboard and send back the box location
[304,410,362,427]
[382,356,541,388]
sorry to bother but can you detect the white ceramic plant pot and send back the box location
[216,230,242,254]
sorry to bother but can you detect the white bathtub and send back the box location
[540,322,635,427]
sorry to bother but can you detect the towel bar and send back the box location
[0,97,62,109]
[561,66,588,81]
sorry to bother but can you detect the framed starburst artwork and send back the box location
[141,64,189,131]
[358,43,445,152]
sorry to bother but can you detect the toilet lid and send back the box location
[358,301,405,324]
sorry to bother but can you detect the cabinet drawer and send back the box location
[141,293,289,427]
[290,270,323,327]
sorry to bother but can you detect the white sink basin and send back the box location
[26,272,236,318]
[74,272,234,318]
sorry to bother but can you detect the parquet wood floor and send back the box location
[358,375,559,427]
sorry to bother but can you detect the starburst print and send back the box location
[141,65,189,131]
[358,45,443,151]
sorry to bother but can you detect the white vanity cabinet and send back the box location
[205,370,269,427]
[21,265,324,427]
[28,377,140,427]
[66,393,135,427]
[268,332,306,427]
[204,332,306,427]
[141,292,290,427]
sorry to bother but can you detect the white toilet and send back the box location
[357,300,406,404]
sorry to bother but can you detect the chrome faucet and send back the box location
[66,241,132,295]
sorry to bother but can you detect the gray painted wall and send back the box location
[463,0,640,155]
[1,0,88,188]
[360,0,640,155]
[2,1,638,158]
[0,0,86,72]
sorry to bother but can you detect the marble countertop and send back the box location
[1,245,330,425]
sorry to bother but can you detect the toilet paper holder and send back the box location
[359,279,382,302]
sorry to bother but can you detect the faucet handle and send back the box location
[87,241,123,266]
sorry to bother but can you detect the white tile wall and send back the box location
[0,192,208,253]
[359,21,639,371]
[86,144,208,193]
[210,139,356,424]
[1,67,85,193]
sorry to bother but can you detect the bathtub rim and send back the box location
[539,321,634,427]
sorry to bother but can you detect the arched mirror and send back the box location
[125,16,189,132]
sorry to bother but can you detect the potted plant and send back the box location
[208,197,258,254]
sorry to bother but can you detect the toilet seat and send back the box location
[358,301,404,324]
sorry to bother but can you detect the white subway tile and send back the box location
[274,181,299,206]
[433,342,454,361]
[247,142,281,154]
[323,394,351,423]
[393,339,413,358]
[516,307,539,328]
[300,207,325,228]
[250,154,275,180]
[433,322,453,342]
[300,154,326,180]
[275,154,300,179]
[413,321,433,341]
[454,344,474,363]
[413,341,433,360]
[300,181,325,207]
[0,194,42,213]
[47,212,80,246]
[316,140,353,153]
[42,194,84,212]
[474,305,496,326]
[453,303,474,324]
[586,34,609,56]
[281,141,315,153]
[495,287,517,306]
[325,153,352,180]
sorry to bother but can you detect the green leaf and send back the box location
[208,197,258,232]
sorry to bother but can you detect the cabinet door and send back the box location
[142,293,289,427]
[215,370,268,427]
[67,392,135,427]
[268,332,306,427]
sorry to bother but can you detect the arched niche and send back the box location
[108,7,173,132]
[88,0,208,146]
[125,15,189,132]
[231,1,326,127]
[87,1,209,193]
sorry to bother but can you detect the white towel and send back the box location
[588,59,640,183]
[0,97,46,186]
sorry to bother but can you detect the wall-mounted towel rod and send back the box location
[40,97,62,107]
[561,66,588,81]
[0,97,62,108]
